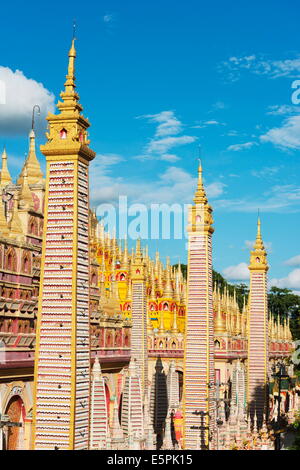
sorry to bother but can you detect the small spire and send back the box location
[65,38,76,93]
[135,238,142,260]
[193,162,208,205]
[9,193,23,239]
[19,168,34,210]
[92,356,102,381]
[122,238,129,270]
[215,297,226,334]
[0,190,9,236]
[253,216,265,251]
[18,129,43,185]
[0,147,12,187]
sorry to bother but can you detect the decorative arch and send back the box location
[28,217,38,236]
[3,395,25,450]
[6,248,17,272]
[105,383,110,421]
[22,250,31,274]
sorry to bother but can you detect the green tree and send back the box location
[172,267,300,341]
[268,287,300,340]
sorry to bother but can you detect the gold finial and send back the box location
[135,238,143,261]
[122,238,129,270]
[18,127,44,185]
[163,260,173,298]
[65,38,76,92]
[215,297,226,334]
[0,147,12,187]
[19,168,34,210]
[193,161,208,205]
[249,215,268,271]
[9,193,23,239]
[0,190,9,236]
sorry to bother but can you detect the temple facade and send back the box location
[0,39,298,451]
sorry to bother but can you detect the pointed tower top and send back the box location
[19,168,34,210]
[18,129,44,185]
[0,147,12,187]
[0,190,9,237]
[92,356,102,381]
[249,216,268,271]
[193,162,208,205]
[9,193,24,240]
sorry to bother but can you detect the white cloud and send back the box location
[285,255,300,266]
[211,101,226,110]
[135,153,181,162]
[90,160,225,207]
[251,166,280,178]
[266,105,299,116]
[260,115,300,150]
[227,142,257,152]
[96,153,124,166]
[141,111,182,137]
[135,110,197,161]
[0,66,55,136]
[223,262,250,281]
[214,184,300,213]
[270,269,300,289]
[220,54,300,81]
[244,240,272,252]
[192,120,225,129]
[103,14,114,23]
[206,182,226,198]
[146,135,196,154]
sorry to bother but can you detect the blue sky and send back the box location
[0,0,300,290]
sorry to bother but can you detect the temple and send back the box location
[0,39,298,451]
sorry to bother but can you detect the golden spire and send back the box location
[189,162,214,235]
[18,130,44,185]
[135,238,143,262]
[163,257,173,298]
[122,238,129,270]
[0,191,9,237]
[149,266,157,301]
[171,307,178,334]
[193,163,208,205]
[127,278,132,301]
[9,193,23,240]
[0,148,12,187]
[215,296,226,334]
[159,310,164,333]
[19,168,34,210]
[249,216,268,271]
[41,37,95,163]
[253,217,265,251]
[56,38,82,115]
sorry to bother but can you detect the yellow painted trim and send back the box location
[31,160,50,449]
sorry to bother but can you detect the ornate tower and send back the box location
[32,39,95,449]
[130,239,148,397]
[247,218,269,428]
[183,164,215,450]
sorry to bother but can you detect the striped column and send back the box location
[247,218,269,429]
[130,241,148,397]
[90,358,108,449]
[121,359,144,438]
[183,164,215,450]
[32,158,92,449]
[31,39,96,449]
